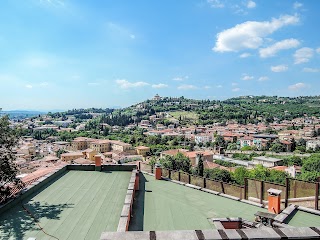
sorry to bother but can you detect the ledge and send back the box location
[220,193,240,201]
[240,199,264,208]
[101,227,320,240]
[297,206,320,216]
[185,184,202,190]
[201,188,220,195]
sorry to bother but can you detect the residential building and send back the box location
[195,134,212,145]
[60,152,84,161]
[251,156,283,168]
[306,140,320,150]
[89,139,111,153]
[135,146,150,157]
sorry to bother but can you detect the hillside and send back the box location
[109,95,320,126]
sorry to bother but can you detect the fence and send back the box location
[140,162,319,210]
[246,178,319,210]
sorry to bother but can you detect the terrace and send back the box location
[0,162,319,240]
[0,166,133,240]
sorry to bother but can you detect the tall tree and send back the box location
[0,116,23,202]
[196,153,204,177]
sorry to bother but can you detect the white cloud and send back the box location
[247,1,256,8]
[316,48,320,54]
[294,47,314,64]
[177,84,197,90]
[293,2,303,9]
[258,76,269,81]
[152,83,168,89]
[288,82,307,91]
[216,85,223,88]
[231,82,238,86]
[172,76,188,81]
[204,86,211,89]
[213,14,299,52]
[271,65,288,72]
[241,74,254,80]
[259,38,300,58]
[116,79,149,89]
[239,53,252,58]
[130,34,135,39]
[25,84,33,89]
[207,0,224,8]
[303,68,319,73]
[232,87,240,92]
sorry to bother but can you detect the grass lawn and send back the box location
[169,111,198,121]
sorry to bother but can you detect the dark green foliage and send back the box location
[160,152,191,173]
[282,156,302,166]
[0,116,23,202]
[197,154,204,177]
[204,168,232,182]
[232,167,249,185]
[214,160,239,167]
[56,149,67,158]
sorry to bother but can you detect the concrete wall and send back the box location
[66,164,137,171]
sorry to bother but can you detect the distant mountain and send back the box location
[0,110,46,119]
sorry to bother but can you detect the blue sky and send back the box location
[1,0,320,110]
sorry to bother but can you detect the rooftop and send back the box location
[0,170,131,240]
[252,156,283,163]
[0,164,319,240]
[129,174,267,231]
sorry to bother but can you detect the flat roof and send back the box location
[252,156,282,162]
[0,170,131,240]
[285,210,320,227]
[129,173,267,231]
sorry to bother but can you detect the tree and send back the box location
[196,154,204,177]
[0,116,23,202]
[283,156,302,166]
[204,168,232,182]
[302,154,320,172]
[270,140,284,153]
[214,135,226,148]
[232,167,249,185]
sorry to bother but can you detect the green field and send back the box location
[169,111,198,121]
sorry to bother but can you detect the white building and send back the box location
[251,156,283,168]
[195,134,212,145]
[306,140,320,150]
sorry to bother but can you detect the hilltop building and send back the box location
[152,94,161,101]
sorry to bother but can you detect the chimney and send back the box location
[155,163,162,180]
[95,155,102,171]
[267,188,282,214]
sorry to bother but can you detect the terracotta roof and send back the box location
[183,151,213,158]
[61,152,83,157]
[204,161,228,170]
[136,146,150,150]
[22,167,57,183]
[271,166,287,172]
[73,158,94,165]
[161,149,189,156]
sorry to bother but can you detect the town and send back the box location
[4,94,320,188]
